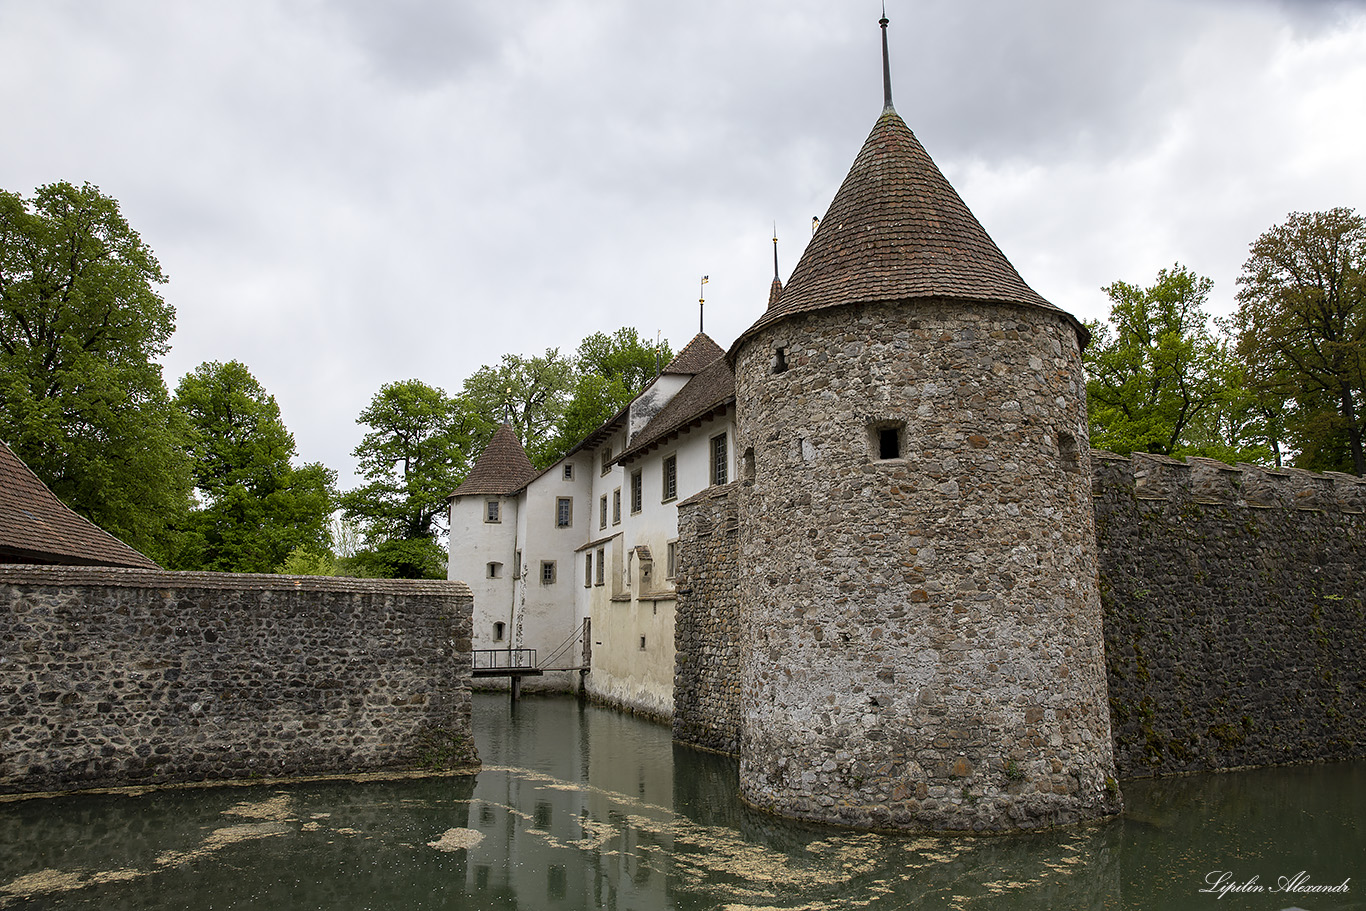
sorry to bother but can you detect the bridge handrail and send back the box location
[473,648,538,670]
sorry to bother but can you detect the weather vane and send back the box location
[699,275,709,333]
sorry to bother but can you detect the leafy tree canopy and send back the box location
[171,360,335,573]
[1084,265,1235,458]
[460,349,574,468]
[341,379,486,578]
[0,181,191,562]
[1235,208,1366,475]
[549,329,672,461]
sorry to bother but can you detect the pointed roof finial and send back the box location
[772,223,780,281]
[699,275,709,333]
[880,3,894,113]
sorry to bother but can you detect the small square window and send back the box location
[487,562,502,579]
[630,469,643,514]
[563,463,574,480]
[485,500,500,523]
[662,454,677,502]
[871,421,906,461]
[540,561,557,585]
[556,497,573,528]
[710,433,728,485]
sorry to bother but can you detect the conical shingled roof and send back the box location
[450,424,537,498]
[734,109,1086,351]
[662,333,725,375]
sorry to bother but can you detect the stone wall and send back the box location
[1094,451,1366,778]
[672,483,741,754]
[731,300,1119,832]
[0,566,477,794]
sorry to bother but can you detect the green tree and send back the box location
[461,349,573,467]
[341,379,486,579]
[172,360,336,573]
[0,181,191,562]
[549,329,672,459]
[1235,208,1366,475]
[1084,265,1233,458]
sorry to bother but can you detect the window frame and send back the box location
[630,469,643,514]
[595,547,605,586]
[485,499,501,523]
[662,453,677,502]
[612,488,621,525]
[555,496,573,528]
[540,560,557,585]
[710,432,729,485]
[584,552,593,588]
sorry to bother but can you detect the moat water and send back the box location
[1,693,1360,910]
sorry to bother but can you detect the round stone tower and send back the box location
[728,18,1120,832]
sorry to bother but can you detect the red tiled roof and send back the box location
[662,333,726,375]
[734,109,1086,353]
[450,424,538,498]
[616,356,735,465]
[0,439,160,569]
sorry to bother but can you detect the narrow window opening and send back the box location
[599,494,608,529]
[584,552,593,588]
[662,454,677,502]
[493,622,506,642]
[710,433,729,485]
[871,421,906,461]
[773,347,788,373]
[1059,431,1080,473]
[595,547,605,586]
[639,635,647,651]
[742,446,755,483]
[487,561,502,579]
[630,469,643,514]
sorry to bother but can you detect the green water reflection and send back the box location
[0,693,1360,909]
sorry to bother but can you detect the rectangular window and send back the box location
[485,500,500,523]
[666,540,677,580]
[514,551,521,577]
[563,463,574,480]
[541,561,557,585]
[584,552,593,588]
[710,433,728,485]
[600,446,613,476]
[599,494,608,529]
[612,488,621,525]
[595,547,605,585]
[487,562,502,579]
[493,622,505,642]
[556,497,573,528]
[662,454,677,502]
[630,469,643,514]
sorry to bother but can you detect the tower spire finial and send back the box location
[879,4,894,113]
[772,223,780,281]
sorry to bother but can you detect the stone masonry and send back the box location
[1095,452,1366,778]
[731,300,1120,833]
[0,566,477,793]
[672,483,741,754]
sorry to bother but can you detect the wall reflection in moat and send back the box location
[0,693,1360,910]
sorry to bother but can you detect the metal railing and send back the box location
[473,648,538,671]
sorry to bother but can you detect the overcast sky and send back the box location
[3,0,1364,488]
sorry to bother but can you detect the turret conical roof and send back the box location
[734,109,1085,351]
[450,423,537,498]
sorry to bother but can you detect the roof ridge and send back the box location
[662,333,725,375]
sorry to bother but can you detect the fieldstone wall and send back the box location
[1095,452,1366,778]
[672,483,741,754]
[731,299,1120,833]
[0,566,477,794]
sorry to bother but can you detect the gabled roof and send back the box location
[450,423,537,498]
[733,108,1086,353]
[0,439,160,569]
[662,333,726,375]
[615,356,735,466]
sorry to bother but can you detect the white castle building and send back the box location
[447,333,737,718]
